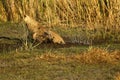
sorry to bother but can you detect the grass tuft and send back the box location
[34,47,120,64]
[114,73,120,80]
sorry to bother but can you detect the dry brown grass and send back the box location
[0,0,120,44]
[34,47,120,64]
[114,73,120,80]
[34,0,120,28]
[0,46,120,80]
[0,0,120,28]
[74,48,120,64]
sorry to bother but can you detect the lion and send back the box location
[45,30,65,44]
[23,15,65,44]
[32,29,50,43]
[24,15,40,33]
[33,30,65,44]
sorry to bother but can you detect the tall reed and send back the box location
[0,0,119,28]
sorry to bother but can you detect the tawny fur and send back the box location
[47,31,65,44]
[24,15,65,44]
[32,29,50,43]
[24,15,40,33]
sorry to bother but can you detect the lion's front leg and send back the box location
[33,33,46,44]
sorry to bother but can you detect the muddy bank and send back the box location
[0,38,89,53]
[0,23,120,53]
[0,39,120,53]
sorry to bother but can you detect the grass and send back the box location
[52,26,120,45]
[0,22,28,40]
[114,73,120,80]
[0,39,120,80]
[0,0,120,28]
[0,24,120,80]
[0,0,120,79]
[0,47,120,80]
[1,22,120,45]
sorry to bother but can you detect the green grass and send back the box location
[52,26,120,44]
[0,22,28,41]
[0,22,120,80]
[0,0,120,79]
[0,44,120,80]
[0,40,120,80]
[0,49,120,80]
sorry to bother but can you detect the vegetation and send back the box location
[0,0,120,80]
[0,0,120,28]
[114,72,120,80]
[0,47,120,80]
[0,0,120,43]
